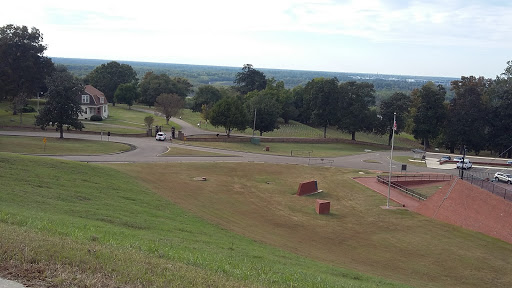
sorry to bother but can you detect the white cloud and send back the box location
[2,0,511,76]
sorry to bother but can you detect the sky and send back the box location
[2,0,511,78]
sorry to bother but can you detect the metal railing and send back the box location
[308,158,334,167]
[376,174,453,201]
[461,172,512,202]
[291,150,313,157]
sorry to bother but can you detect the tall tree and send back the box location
[114,83,140,109]
[444,76,490,154]
[487,61,512,157]
[247,88,281,136]
[337,81,377,141]
[0,24,54,121]
[209,95,249,136]
[35,66,83,139]
[379,92,411,145]
[84,61,137,106]
[139,72,192,106]
[304,78,340,138]
[234,64,267,95]
[171,77,193,97]
[155,93,184,124]
[192,85,223,112]
[412,82,447,150]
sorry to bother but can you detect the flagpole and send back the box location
[387,112,396,208]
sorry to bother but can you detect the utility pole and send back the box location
[252,108,257,137]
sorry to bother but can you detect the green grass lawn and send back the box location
[0,153,402,287]
[185,141,386,158]
[0,101,182,135]
[180,109,422,148]
[0,135,131,155]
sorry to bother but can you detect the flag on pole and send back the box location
[393,120,397,131]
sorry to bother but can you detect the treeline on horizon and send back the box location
[52,57,456,100]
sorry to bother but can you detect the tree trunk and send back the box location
[19,112,23,125]
[323,126,327,138]
[351,131,356,141]
[59,124,64,139]
[260,131,263,136]
[450,146,455,153]
[423,137,429,150]
[166,117,169,124]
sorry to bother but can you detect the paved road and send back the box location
[0,130,446,175]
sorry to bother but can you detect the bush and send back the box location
[90,115,103,121]
[22,105,36,113]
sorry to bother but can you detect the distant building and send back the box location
[78,85,109,120]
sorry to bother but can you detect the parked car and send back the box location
[494,172,512,184]
[155,132,166,141]
[453,156,463,162]
[456,159,472,169]
[507,160,512,165]
[440,155,451,161]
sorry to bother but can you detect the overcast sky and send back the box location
[2,0,511,78]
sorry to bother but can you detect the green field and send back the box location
[180,109,422,148]
[0,153,402,287]
[0,135,131,155]
[0,101,182,135]
[184,141,386,158]
[2,152,512,287]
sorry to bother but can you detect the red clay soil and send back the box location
[415,179,512,244]
[353,177,424,210]
[355,177,512,244]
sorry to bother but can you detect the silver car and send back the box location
[495,172,512,184]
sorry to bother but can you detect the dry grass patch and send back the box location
[112,162,512,288]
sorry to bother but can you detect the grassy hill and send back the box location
[2,152,512,287]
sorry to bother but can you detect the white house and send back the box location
[79,85,109,120]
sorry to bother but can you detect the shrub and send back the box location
[90,115,103,121]
[22,105,36,113]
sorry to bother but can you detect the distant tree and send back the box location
[209,95,249,136]
[487,62,512,157]
[234,64,267,95]
[304,78,340,138]
[139,72,192,107]
[155,93,184,124]
[247,89,281,136]
[378,92,411,145]
[84,61,137,106]
[337,81,377,141]
[35,66,83,139]
[0,24,54,121]
[114,83,139,109]
[443,76,490,154]
[192,85,223,112]
[144,115,154,130]
[291,85,311,124]
[171,77,193,97]
[412,82,447,150]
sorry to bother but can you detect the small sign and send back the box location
[43,138,47,143]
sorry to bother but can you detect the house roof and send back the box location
[84,85,108,106]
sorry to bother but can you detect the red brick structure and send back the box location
[297,180,322,196]
[316,200,331,214]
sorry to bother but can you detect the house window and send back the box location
[103,106,106,113]
[83,108,87,114]
[100,97,104,104]
[82,95,89,103]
